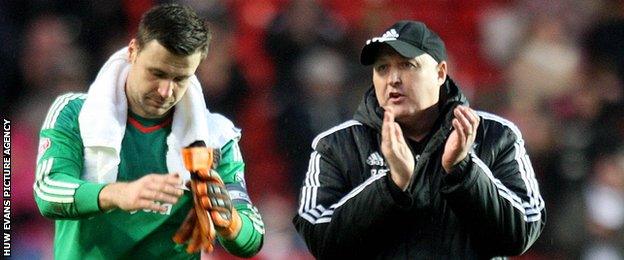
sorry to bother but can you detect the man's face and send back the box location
[126,39,202,118]
[372,46,446,121]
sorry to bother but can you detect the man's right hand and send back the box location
[99,173,184,212]
[381,108,415,190]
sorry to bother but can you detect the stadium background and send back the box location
[1,0,623,259]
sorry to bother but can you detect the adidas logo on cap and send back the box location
[366,29,399,45]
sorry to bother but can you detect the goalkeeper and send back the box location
[33,4,263,259]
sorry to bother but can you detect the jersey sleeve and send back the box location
[214,140,264,257]
[33,93,107,219]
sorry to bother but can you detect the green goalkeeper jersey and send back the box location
[34,93,264,259]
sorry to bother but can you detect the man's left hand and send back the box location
[442,105,479,173]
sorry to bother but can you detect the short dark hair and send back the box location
[136,4,210,58]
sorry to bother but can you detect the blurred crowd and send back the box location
[1,0,623,259]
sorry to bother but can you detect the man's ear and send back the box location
[128,39,139,63]
[437,61,447,86]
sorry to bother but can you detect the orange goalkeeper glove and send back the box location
[173,141,242,253]
[172,206,214,253]
[194,169,242,239]
[173,141,218,253]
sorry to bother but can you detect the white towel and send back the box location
[78,47,240,185]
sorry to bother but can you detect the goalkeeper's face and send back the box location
[126,39,202,118]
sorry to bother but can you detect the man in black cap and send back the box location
[293,20,545,258]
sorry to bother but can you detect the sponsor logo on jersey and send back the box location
[129,202,173,215]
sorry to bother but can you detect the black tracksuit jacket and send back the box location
[293,79,546,259]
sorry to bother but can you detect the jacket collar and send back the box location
[353,77,469,140]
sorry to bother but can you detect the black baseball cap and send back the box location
[360,20,447,65]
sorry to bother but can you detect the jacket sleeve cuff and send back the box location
[384,174,413,209]
[441,155,478,191]
[74,182,107,215]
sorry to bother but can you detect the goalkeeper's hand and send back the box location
[173,141,219,253]
[195,169,242,240]
[173,141,242,254]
